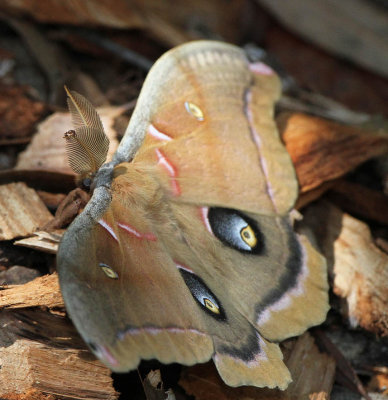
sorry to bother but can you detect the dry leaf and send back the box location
[279,112,388,192]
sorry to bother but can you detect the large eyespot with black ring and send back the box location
[177,264,226,321]
[207,208,264,254]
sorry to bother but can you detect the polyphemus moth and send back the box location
[57,41,329,389]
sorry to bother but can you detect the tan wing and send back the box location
[58,166,292,389]
[118,41,298,216]
[123,40,328,341]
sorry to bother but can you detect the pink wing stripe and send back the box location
[148,124,173,141]
[199,206,213,234]
[95,344,120,367]
[155,148,181,196]
[98,219,119,241]
[249,62,274,76]
[118,325,207,340]
[175,262,194,273]
[118,222,157,241]
[245,90,277,212]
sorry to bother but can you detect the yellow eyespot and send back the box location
[99,263,119,279]
[240,225,257,248]
[184,101,204,121]
[204,298,220,314]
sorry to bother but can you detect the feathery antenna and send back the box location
[64,87,109,177]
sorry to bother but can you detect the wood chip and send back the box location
[0,310,118,400]
[180,332,335,400]
[0,341,117,399]
[302,201,388,336]
[283,333,335,399]
[279,112,388,192]
[0,182,53,240]
[1,388,57,400]
[14,230,63,254]
[0,273,63,309]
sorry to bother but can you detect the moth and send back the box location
[57,41,329,389]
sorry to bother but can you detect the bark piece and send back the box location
[0,340,117,400]
[314,330,371,400]
[326,180,388,225]
[279,112,388,192]
[279,92,370,125]
[0,266,42,285]
[14,230,63,254]
[0,83,47,139]
[0,170,75,194]
[1,388,57,400]
[180,332,335,400]
[0,0,245,46]
[368,372,388,395]
[7,17,71,106]
[283,333,335,399]
[257,0,388,78]
[0,273,63,309]
[0,310,118,400]
[0,182,54,240]
[302,201,388,336]
[271,29,388,116]
[296,180,337,210]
